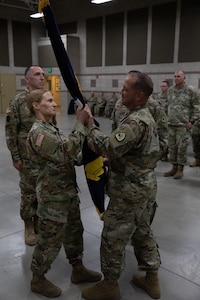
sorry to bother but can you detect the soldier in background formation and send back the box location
[164,70,200,179]
[155,80,170,161]
[94,92,106,116]
[87,91,97,115]
[156,80,170,115]
[5,65,48,246]
[26,89,101,298]
[147,95,168,161]
[104,92,118,118]
[190,117,200,167]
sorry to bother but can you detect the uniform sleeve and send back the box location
[157,107,168,158]
[87,121,145,160]
[5,98,21,162]
[28,122,87,164]
[190,90,200,123]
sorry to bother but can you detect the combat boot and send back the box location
[24,218,37,246]
[174,165,184,179]
[82,279,120,300]
[71,260,102,283]
[31,274,61,297]
[132,271,160,299]
[163,164,178,177]
[189,159,200,167]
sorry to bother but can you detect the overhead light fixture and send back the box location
[91,0,113,4]
[30,12,44,18]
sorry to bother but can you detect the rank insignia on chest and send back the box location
[115,132,126,142]
[35,133,45,146]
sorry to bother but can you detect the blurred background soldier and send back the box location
[87,91,97,115]
[147,95,168,161]
[104,92,118,118]
[111,97,129,131]
[156,80,170,115]
[190,117,200,167]
[164,70,200,179]
[94,92,106,117]
[5,65,47,246]
[155,80,170,161]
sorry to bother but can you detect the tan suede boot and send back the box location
[82,279,120,300]
[132,271,160,299]
[24,219,37,246]
[31,274,61,297]
[189,159,200,167]
[174,165,184,179]
[163,164,178,177]
[71,260,102,283]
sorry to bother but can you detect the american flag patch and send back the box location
[35,133,44,147]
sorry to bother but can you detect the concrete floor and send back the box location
[0,111,200,300]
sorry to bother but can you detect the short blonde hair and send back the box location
[27,89,47,114]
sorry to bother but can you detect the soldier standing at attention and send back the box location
[5,66,46,246]
[82,71,161,300]
[164,70,200,179]
[156,80,170,115]
[26,89,101,298]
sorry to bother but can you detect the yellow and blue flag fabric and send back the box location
[38,0,105,217]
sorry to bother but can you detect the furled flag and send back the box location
[38,0,106,218]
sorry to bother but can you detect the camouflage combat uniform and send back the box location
[94,95,106,117]
[147,96,168,160]
[155,92,168,115]
[87,106,161,281]
[5,89,38,220]
[167,84,200,165]
[191,118,200,160]
[26,119,87,275]
[111,98,129,131]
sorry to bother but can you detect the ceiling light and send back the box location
[30,12,44,18]
[91,0,113,4]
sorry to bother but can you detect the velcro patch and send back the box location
[35,133,44,147]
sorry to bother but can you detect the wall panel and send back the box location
[105,13,124,66]
[151,2,176,64]
[179,0,200,62]
[86,17,103,67]
[12,21,32,67]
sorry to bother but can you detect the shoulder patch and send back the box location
[115,132,126,142]
[35,133,45,147]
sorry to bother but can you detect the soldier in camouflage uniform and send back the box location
[155,80,170,161]
[26,89,101,298]
[164,70,200,179]
[111,97,129,131]
[5,66,46,246]
[147,95,168,161]
[94,92,106,116]
[112,96,168,161]
[82,71,161,300]
[87,91,97,115]
[104,92,118,118]
[155,80,170,115]
[190,118,200,167]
